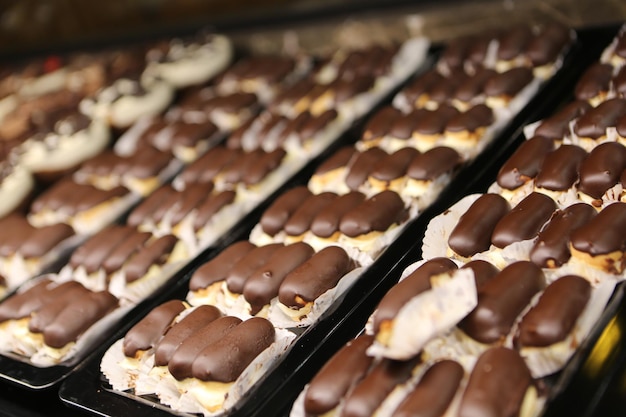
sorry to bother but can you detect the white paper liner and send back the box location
[472,239,535,271]
[70,192,142,236]
[421,193,482,261]
[136,327,296,416]
[268,265,365,328]
[519,279,616,378]
[0,164,33,219]
[367,268,478,360]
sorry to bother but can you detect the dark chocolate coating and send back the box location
[241,148,286,185]
[177,146,238,185]
[126,185,175,227]
[168,182,214,225]
[362,106,403,142]
[123,300,186,357]
[341,357,419,417]
[458,347,532,417]
[370,147,420,182]
[407,146,461,181]
[459,261,545,344]
[153,305,222,367]
[101,230,152,274]
[534,100,591,140]
[497,136,555,190]
[299,109,339,141]
[448,194,511,258]
[0,279,54,322]
[19,223,74,259]
[70,226,136,273]
[445,104,494,133]
[226,243,284,294]
[168,316,242,380]
[484,67,533,98]
[578,142,626,199]
[189,241,256,291]
[345,147,387,190]
[534,145,587,191]
[304,335,375,416]
[43,289,118,348]
[400,70,446,105]
[526,23,571,66]
[221,149,264,185]
[243,242,315,314]
[339,190,407,237]
[574,98,626,139]
[28,283,94,333]
[278,245,355,308]
[284,192,337,237]
[193,190,237,231]
[124,234,178,283]
[530,203,597,268]
[392,360,464,417]
[570,202,626,256]
[453,68,497,103]
[190,317,275,382]
[413,106,460,136]
[0,214,33,257]
[517,275,591,347]
[491,192,556,249]
[574,63,613,101]
[497,25,532,61]
[310,191,366,238]
[313,146,356,176]
[373,258,458,332]
[260,186,312,237]
[460,260,500,289]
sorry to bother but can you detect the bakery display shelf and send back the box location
[54,21,612,417]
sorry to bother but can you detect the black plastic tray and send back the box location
[56,23,622,417]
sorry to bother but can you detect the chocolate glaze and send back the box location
[389,113,419,140]
[574,63,613,101]
[189,241,255,291]
[497,25,533,61]
[460,260,500,289]
[426,70,465,105]
[123,300,186,357]
[570,202,626,257]
[401,70,446,105]
[453,68,497,103]
[154,305,222,367]
[439,38,473,72]
[190,317,275,382]
[578,142,626,199]
[459,261,545,344]
[313,146,356,176]
[19,223,74,258]
[0,214,34,257]
[497,136,555,190]
[407,146,461,181]
[226,243,284,294]
[102,230,151,274]
[341,357,419,417]
[168,316,242,380]
[278,245,354,308]
[40,288,118,348]
[534,100,591,140]
[530,203,597,268]
[169,182,215,225]
[448,194,510,258]
[413,106,460,136]
[179,147,238,185]
[484,67,533,98]
[458,347,532,417]
[574,98,626,139]
[0,280,80,322]
[618,114,626,138]
[339,190,407,238]
[260,186,312,236]
[284,192,337,237]
[333,75,375,103]
[534,145,587,191]
[28,283,88,333]
[371,147,420,182]
[310,191,366,238]
[304,335,375,416]
[373,258,458,332]
[517,275,591,348]
[222,149,265,185]
[167,119,218,148]
[243,242,315,314]
[126,185,174,227]
[445,104,494,134]
[392,360,464,417]
[242,148,285,185]
[124,234,178,283]
[362,106,403,142]
[192,190,237,231]
[298,109,338,141]
[125,146,173,179]
[526,23,571,66]
[345,147,387,190]
[491,192,556,248]
[69,225,136,273]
